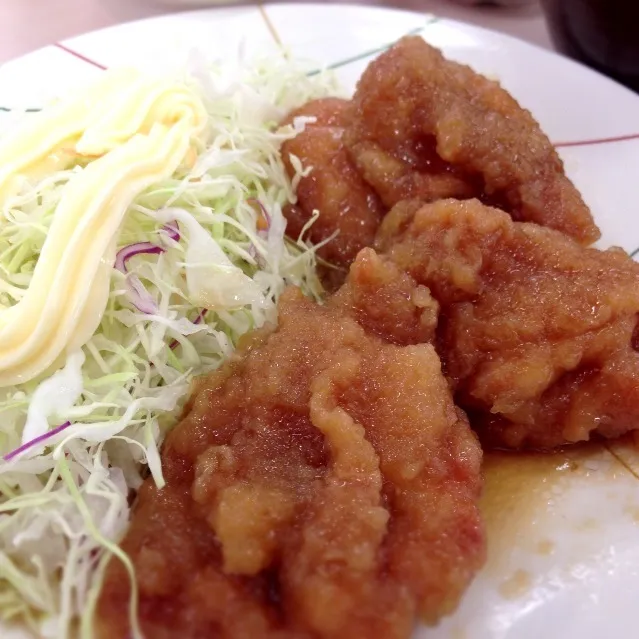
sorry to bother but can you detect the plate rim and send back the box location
[0,1,634,108]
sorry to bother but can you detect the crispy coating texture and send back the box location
[376,198,639,449]
[98,253,484,639]
[329,247,439,346]
[346,36,600,245]
[344,132,475,211]
[281,98,385,270]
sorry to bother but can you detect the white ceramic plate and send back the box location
[2,4,639,638]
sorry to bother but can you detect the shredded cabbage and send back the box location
[0,53,339,638]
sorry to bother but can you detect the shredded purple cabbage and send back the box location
[194,309,208,325]
[161,222,180,243]
[114,222,180,314]
[115,242,164,314]
[3,421,72,462]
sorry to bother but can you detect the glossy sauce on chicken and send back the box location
[98,252,485,639]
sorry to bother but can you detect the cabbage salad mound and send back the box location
[0,53,337,638]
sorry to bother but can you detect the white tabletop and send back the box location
[0,0,552,65]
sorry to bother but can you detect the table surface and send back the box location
[0,0,552,65]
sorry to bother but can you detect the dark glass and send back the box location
[541,0,639,92]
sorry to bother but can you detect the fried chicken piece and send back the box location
[346,110,475,210]
[376,198,639,449]
[281,98,385,271]
[330,247,439,346]
[346,36,600,245]
[98,253,485,639]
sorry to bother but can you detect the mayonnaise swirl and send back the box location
[0,69,207,386]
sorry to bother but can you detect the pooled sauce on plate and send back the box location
[481,436,639,592]
[482,443,609,542]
